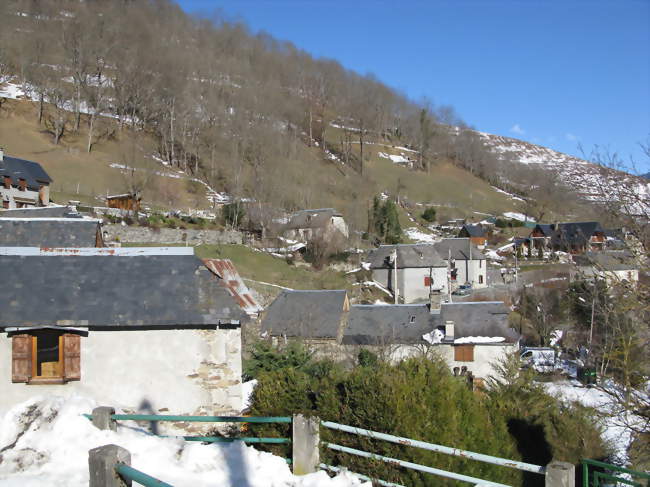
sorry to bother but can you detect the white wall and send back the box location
[433,343,516,379]
[0,187,41,208]
[372,267,447,304]
[1,328,242,417]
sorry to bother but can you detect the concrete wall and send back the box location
[1,187,41,208]
[1,328,242,424]
[103,224,244,246]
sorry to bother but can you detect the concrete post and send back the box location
[545,461,575,487]
[89,444,131,487]
[92,407,117,431]
[292,414,320,475]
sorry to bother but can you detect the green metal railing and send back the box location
[582,459,649,487]
[320,420,547,486]
[115,463,174,487]
[83,413,292,445]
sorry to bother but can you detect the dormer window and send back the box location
[19,179,26,191]
[3,176,10,189]
[409,316,416,324]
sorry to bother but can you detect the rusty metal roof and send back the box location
[203,259,263,316]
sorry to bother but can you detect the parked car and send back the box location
[452,283,472,296]
[520,347,556,373]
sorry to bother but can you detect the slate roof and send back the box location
[551,222,604,247]
[439,302,518,343]
[459,224,485,238]
[0,252,245,328]
[343,304,435,345]
[261,290,348,338]
[284,208,341,230]
[433,239,486,261]
[574,251,637,271]
[367,244,446,269]
[0,155,52,191]
[0,206,78,218]
[532,224,554,237]
[0,218,102,247]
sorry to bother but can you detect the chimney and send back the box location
[444,320,455,340]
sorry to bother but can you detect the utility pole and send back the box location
[447,247,452,303]
[393,248,398,304]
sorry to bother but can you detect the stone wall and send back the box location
[103,224,244,246]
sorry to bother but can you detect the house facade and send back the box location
[367,240,487,304]
[0,247,245,419]
[0,150,52,209]
[458,224,487,248]
[261,291,519,382]
[531,222,606,254]
[279,208,348,244]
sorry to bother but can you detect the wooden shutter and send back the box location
[424,276,432,287]
[12,335,33,383]
[62,334,81,381]
[454,345,475,362]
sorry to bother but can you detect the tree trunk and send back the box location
[87,112,95,152]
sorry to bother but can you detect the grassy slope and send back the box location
[0,98,522,227]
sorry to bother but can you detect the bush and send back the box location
[248,345,607,487]
[421,207,437,223]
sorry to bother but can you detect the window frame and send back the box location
[31,333,64,379]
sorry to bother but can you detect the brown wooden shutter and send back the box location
[12,335,33,383]
[62,334,81,381]
[454,345,475,362]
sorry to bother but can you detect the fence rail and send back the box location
[115,463,174,487]
[582,458,649,487]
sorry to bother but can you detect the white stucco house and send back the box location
[261,291,519,384]
[573,251,639,286]
[0,150,52,209]
[367,240,487,304]
[0,247,246,424]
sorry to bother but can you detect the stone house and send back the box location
[0,150,52,209]
[261,291,519,382]
[367,240,487,304]
[279,208,348,244]
[0,247,246,418]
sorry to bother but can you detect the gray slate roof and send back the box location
[550,222,604,247]
[367,244,446,269]
[459,224,485,238]
[439,302,518,343]
[0,206,77,218]
[434,239,486,261]
[343,304,435,345]
[0,219,102,247]
[0,155,52,191]
[284,208,341,230]
[574,251,637,271]
[261,290,347,338]
[0,254,245,328]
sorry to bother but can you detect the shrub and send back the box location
[222,202,245,228]
[421,207,437,223]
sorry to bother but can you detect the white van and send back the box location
[520,347,556,373]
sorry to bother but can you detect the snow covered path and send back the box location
[0,396,368,487]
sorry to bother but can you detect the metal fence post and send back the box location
[545,461,575,487]
[292,414,320,475]
[92,407,117,431]
[89,444,131,487]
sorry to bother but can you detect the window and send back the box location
[11,331,81,384]
[18,179,26,191]
[424,276,432,287]
[409,315,416,324]
[2,200,8,209]
[478,275,484,284]
[479,260,482,268]
[3,176,10,189]
[454,345,474,362]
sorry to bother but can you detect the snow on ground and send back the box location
[484,249,505,262]
[0,396,369,487]
[377,152,410,164]
[490,185,525,202]
[454,336,505,344]
[502,212,535,223]
[542,381,644,465]
[404,227,437,243]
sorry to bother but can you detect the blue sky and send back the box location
[178,0,650,170]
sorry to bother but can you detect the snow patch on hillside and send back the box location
[404,227,437,243]
[0,396,369,487]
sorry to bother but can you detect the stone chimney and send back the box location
[444,320,455,341]
[429,290,442,310]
